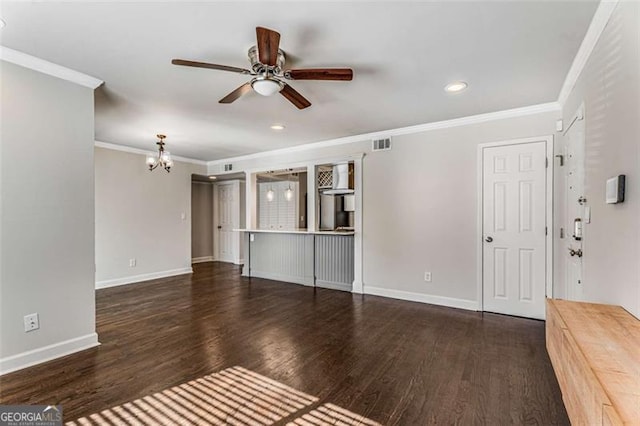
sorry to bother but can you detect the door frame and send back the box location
[476,135,554,312]
[561,103,586,300]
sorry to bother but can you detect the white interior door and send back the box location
[482,141,547,319]
[564,111,585,301]
[217,183,235,262]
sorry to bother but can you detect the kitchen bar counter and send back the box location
[235,228,354,236]
[240,230,354,291]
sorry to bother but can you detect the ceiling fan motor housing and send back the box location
[248,46,286,75]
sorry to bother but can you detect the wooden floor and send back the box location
[0,262,568,425]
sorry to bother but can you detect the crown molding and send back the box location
[557,0,619,106]
[207,101,560,166]
[0,46,103,89]
[95,141,206,165]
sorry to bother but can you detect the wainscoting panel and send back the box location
[315,234,354,291]
[249,233,315,286]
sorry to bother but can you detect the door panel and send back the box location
[564,115,585,301]
[217,184,235,262]
[483,141,547,319]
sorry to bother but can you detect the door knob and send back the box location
[217,225,222,229]
[568,248,583,257]
[485,236,493,243]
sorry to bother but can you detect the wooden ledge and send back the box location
[546,299,640,425]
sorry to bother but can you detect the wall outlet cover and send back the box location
[24,313,39,332]
[424,272,432,282]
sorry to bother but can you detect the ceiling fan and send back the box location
[171,26,353,110]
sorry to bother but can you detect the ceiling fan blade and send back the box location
[219,82,253,104]
[256,27,281,67]
[280,84,311,110]
[172,59,251,75]
[285,68,353,81]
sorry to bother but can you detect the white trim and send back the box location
[352,157,364,294]
[364,286,477,311]
[239,153,365,175]
[207,102,560,167]
[95,268,193,289]
[0,46,103,89]
[557,0,619,106]
[95,141,206,166]
[0,333,100,376]
[249,270,314,287]
[192,256,214,264]
[316,280,352,292]
[476,135,554,313]
[562,103,585,136]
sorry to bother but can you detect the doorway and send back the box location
[213,179,245,265]
[478,136,553,319]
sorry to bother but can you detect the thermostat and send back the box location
[606,175,625,204]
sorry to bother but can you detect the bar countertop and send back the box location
[234,228,355,236]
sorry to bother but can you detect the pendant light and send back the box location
[266,185,275,202]
[284,172,294,201]
[146,134,173,172]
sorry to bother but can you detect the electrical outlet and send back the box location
[424,272,432,282]
[129,258,136,267]
[24,313,39,332]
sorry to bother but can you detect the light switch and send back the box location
[181,212,186,220]
[584,207,591,224]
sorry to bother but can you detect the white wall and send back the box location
[209,110,558,306]
[95,147,206,288]
[0,61,98,373]
[557,1,639,318]
[191,182,213,260]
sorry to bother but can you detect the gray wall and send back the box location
[211,111,557,304]
[95,147,206,286]
[0,62,97,362]
[191,182,213,260]
[558,1,639,318]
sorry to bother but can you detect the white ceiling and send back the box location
[0,1,598,161]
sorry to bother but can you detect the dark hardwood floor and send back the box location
[0,262,568,425]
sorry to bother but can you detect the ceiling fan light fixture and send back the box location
[252,78,282,96]
[445,81,468,93]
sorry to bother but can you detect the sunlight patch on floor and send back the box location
[67,366,380,426]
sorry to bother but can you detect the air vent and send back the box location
[372,137,391,151]
[224,164,233,171]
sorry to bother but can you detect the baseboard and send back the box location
[249,270,314,287]
[364,286,478,311]
[316,280,352,292]
[192,256,215,264]
[234,258,244,266]
[96,268,193,289]
[0,333,100,376]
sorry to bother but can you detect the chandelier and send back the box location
[146,134,173,172]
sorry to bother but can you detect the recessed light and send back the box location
[208,176,217,180]
[0,19,6,29]
[270,124,285,130]
[445,81,468,93]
